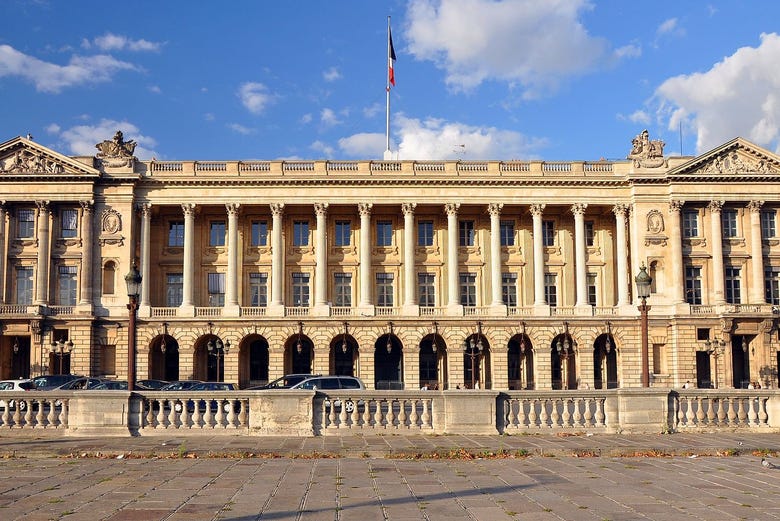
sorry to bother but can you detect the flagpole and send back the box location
[384,16,392,160]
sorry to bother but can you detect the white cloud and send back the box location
[338,133,386,158]
[362,103,382,118]
[0,44,137,93]
[323,67,341,82]
[405,0,612,96]
[655,32,780,153]
[619,110,650,125]
[227,123,254,135]
[321,108,341,127]
[204,113,215,121]
[238,82,275,115]
[657,18,678,36]
[45,123,61,134]
[614,44,641,59]
[300,113,313,124]
[310,140,335,158]
[82,33,162,52]
[50,119,158,159]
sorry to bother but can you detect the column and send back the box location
[572,203,588,308]
[748,200,766,304]
[708,200,726,304]
[0,202,6,304]
[138,203,152,316]
[225,203,241,315]
[269,203,285,315]
[402,203,418,314]
[78,200,94,309]
[34,200,50,307]
[530,204,546,306]
[488,203,505,311]
[313,202,329,314]
[358,203,374,311]
[445,203,461,311]
[180,203,196,313]
[669,200,685,303]
[612,204,629,306]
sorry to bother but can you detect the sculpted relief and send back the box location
[96,131,137,168]
[0,149,65,174]
[702,150,776,175]
[628,129,666,168]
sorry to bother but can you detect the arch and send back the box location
[148,334,179,381]
[193,334,230,381]
[551,333,577,390]
[507,333,534,390]
[419,333,446,390]
[238,334,269,389]
[593,333,618,389]
[4,336,31,379]
[375,333,403,389]
[463,332,491,389]
[329,334,358,376]
[732,334,751,388]
[102,260,116,295]
[285,333,313,375]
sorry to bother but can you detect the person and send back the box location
[420,384,428,391]
[748,382,755,389]
[682,380,691,389]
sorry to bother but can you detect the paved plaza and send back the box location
[1,433,780,520]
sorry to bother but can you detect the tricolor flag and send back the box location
[388,26,397,86]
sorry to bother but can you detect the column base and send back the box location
[401,304,420,316]
[445,304,464,316]
[75,303,93,315]
[311,304,331,317]
[222,304,241,317]
[138,305,151,318]
[266,303,286,317]
[574,304,594,316]
[532,304,551,317]
[357,304,375,316]
[178,304,195,317]
[488,304,507,316]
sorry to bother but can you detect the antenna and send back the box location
[679,121,683,156]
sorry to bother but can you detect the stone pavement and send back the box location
[1,433,780,520]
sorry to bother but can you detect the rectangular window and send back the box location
[652,344,666,375]
[542,220,555,246]
[291,273,310,307]
[61,209,78,238]
[501,272,517,307]
[334,220,351,247]
[209,221,226,247]
[249,273,268,307]
[17,209,34,238]
[587,273,597,306]
[418,220,434,246]
[376,220,392,246]
[251,220,268,246]
[683,210,699,238]
[685,266,702,305]
[58,265,77,305]
[500,220,515,246]
[208,272,225,306]
[15,266,33,305]
[762,210,777,239]
[166,273,183,307]
[722,209,738,238]
[544,273,557,307]
[376,273,394,307]
[334,273,352,307]
[585,221,595,247]
[418,273,436,307]
[168,221,184,247]
[765,266,780,305]
[100,344,116,376]
[293,221,309,246]
[725,267,741,304]
[459,273,477,306]
[459,220,475,246]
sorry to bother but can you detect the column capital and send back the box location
[402,202,416,216]
[444,203,460,216]
[358,202,373,217]
[747,200,765,213]
[707,200,724,213]
[314,202,329,217]
[669,200,684,213]
[136,202,151,217]
[35,200,50,214]
[612,203,630,217]
[529,203,545,217]
[570,203,588,216]
[181,203,197,217]
[79,200,94,213]
[487,203,503,217]
[270,202,285,217]
[226,202,241,216]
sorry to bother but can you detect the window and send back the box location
[16,266,33,305]
[334,273,352,307]
[500,220,515,246]
[61,209,77,238]
[587,273,597,306]
[544,273,557,307]
[725,267,741,304]
[685,266,702,305]
[249,273,268,307]
[58,265,77,305]
[502,273,517,307]
[291,273,310,307]
[168,221,184,247]
[17,209,34,238]
[722,209,738,238]
[376,273,394,307]
[682,210,699,238]
[102,261,116,295]
[166,273,183,307]
[542,220,555,246]
[459,220,475,246]
[100,344,116,376]
[765,266,780,305]
[208,273,225,306]
[418,273,436,307]
[376,220,392,246]
[293,221,309,246]
[585,221,595,247]
[652,344,666,375]
[209,221,226,247]
[335,220,351,247]
[459,273,477,306]
[418,220,434,246]
[762,210,777,239]
[251,220,268,246]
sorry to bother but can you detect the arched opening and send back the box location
[330,333,358,376]
[551,333,577,390]
[419,333,445,390]
[102,260,116,295]
[238,335,269,389]
[732,334,751,388]
[285,333,313,375]
[508,334,534,390]
[463,331,491,389]
[194,334,230,382]
[593,333,618,389]
[3,336,31,379]
[148,334,179,381]
[375,333,403,389]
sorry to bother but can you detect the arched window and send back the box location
[103,261,116,295]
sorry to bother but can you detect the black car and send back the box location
[248,374,320,390]
[31,374,82,391]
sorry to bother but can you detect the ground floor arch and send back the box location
[507,334,534,390]
[148,334,179,381]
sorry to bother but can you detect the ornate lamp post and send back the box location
[635,264,652,388]
[463,321,484,389]
[50,338,73,375]
[556,322,573,390]
[700,338,725,389]
[125,262,142,391]
[207,337,231,382]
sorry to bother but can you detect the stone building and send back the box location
[0,130,778,390]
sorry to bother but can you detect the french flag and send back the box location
[388,26,397,87]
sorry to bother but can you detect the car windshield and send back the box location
[265,375,315,389]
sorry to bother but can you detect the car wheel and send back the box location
[174,402,183,413]
[17,400,27,412]
[345,400,355,413]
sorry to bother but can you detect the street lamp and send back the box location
[50,338,73,375]
[296,321,304,354]
[700,338,725,389]
[125,262,142,391]
[556,321,573,390]
[463,321,484,389]
[207,337,231,382]
[341,322,349,354]
[635,263,652,388]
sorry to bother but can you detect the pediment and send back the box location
[668,137,780,178]
[0,136,100,178]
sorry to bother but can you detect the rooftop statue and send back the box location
[627,129,666,168]
[96,131,136,167]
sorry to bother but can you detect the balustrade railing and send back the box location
[315,392,435,433]
[0,395,68,430]
[241,307,267,317]
[194,307,222,318]
[502,392,608,431]
[138,392,250,431]
[150,307,178,318]
[673,390,770,430]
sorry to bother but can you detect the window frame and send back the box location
[251,220,268,247]
[209,220,226,247]
[60,209,78,239]
[334,220,351,247]
[249,272,268,307]
[499,220,515,247]
[376,220,393,247]
[542,220,555,247]
[418,273,436,307]
[459,220,475,247]
[293,220,310,247]
[17,208,34,239]
[417,220,434,247]
[375,272,394,307]
[168,221,184,247]
[333,272,352,307]
[459,272,477,307]
[291,272,310,307]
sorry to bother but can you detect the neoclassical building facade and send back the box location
[0,130,778,390]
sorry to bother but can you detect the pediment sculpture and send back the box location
[96,131,136,168]
[0,148,65,174]
[627,129,666,168]
[702,150,776,175]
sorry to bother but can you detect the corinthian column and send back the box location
[748,201,766,304]
[0,202,6,304]
[180,203,196,314]
[358,203,374,312]
[530,204,546,306]
[445,203,461,312]
[268,203,285,315]
[138,203,152,315]
[78,201,94,309]
[34,201,50,307]
[313,203,329,314]
[402,203,418,313]
[612,204,630,306]
[669,200,685,303]
[708,200,726,304]
[225,203,241,315]
[572,203,588,307]
[488,203,505,311]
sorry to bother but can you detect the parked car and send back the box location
[30,374,82,390]
[53,377,110,390]
[174,381,237,414]
[248,374,320,390]
[290,376,365,391]
[92,380,128,390]
[159,380,203,391]
[0,378,36,411]
[136,379,169,390]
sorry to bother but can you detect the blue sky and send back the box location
[2,0,780,162]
